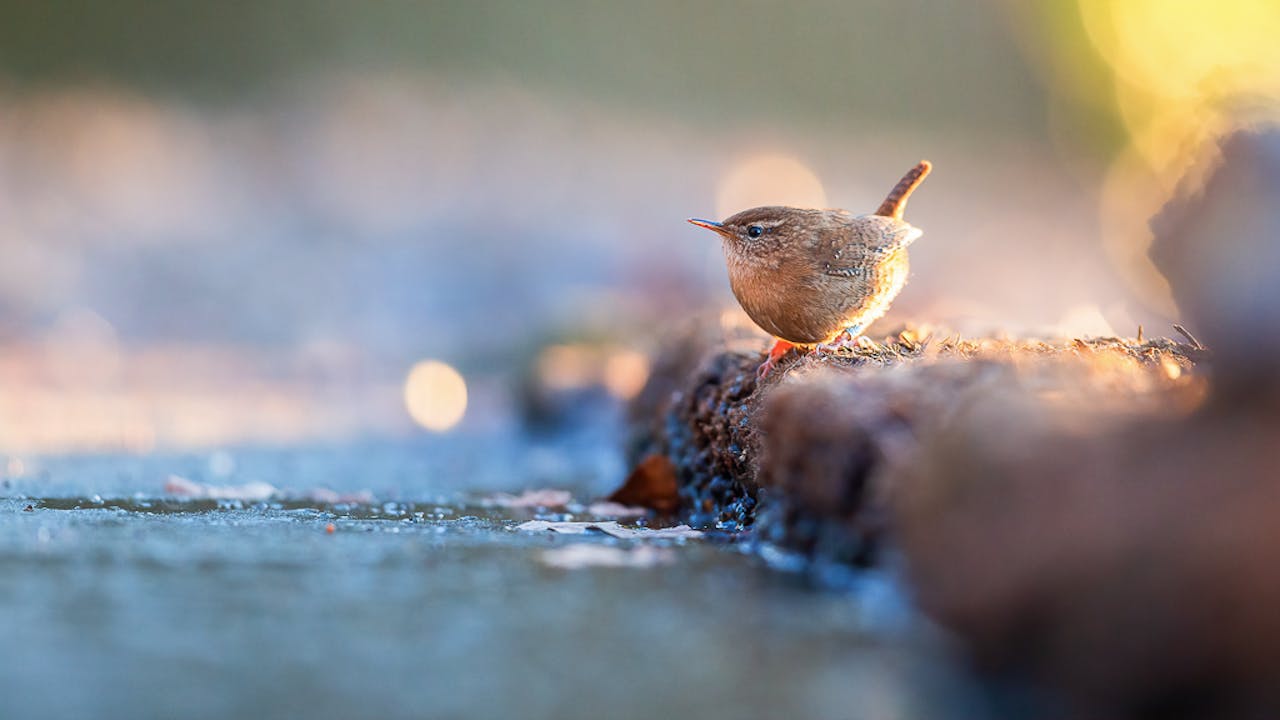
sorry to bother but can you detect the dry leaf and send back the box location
[608,454,679,513]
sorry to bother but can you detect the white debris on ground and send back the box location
[164,475,277,501]
[483,490,652,518]
[163,475,374,504]
[538,544,675,569]
[515,520,703,540]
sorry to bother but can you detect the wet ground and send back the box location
[0,435,985,720]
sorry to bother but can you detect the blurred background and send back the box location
[5,4,1280,720]
[0,0,1276,455]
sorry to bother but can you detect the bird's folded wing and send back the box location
[819,217,920,279]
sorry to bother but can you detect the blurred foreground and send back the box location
[0,447,983,720]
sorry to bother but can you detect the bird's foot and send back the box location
[815,337,845,354]
[816,327,858,353]
[815,327,876,355]
[757,339,796,379]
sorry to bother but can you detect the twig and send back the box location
[1172,324,1204,350]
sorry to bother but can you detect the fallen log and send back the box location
[627,327,1202,561]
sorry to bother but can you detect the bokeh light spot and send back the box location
[715,153,827,218]
[403,360,468,432]
[603,350,650,400]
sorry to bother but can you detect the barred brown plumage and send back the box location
[688,161,932,376]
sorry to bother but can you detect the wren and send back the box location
[689,160,931,376]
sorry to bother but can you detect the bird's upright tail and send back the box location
[875,160,932,220]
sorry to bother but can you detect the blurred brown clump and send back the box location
[895,129,1280,718]
[898,381,1280,718]
[1151,129,1280,402]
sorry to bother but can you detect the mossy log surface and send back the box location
[628,326,1204,563]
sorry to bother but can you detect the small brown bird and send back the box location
[689,160,931,376]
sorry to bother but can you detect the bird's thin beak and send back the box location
[687,218,726,234]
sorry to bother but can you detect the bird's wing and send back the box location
[819,215,921,279]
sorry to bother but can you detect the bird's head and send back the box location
[688,206,824,265]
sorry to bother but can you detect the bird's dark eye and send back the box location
[747,225,764,238]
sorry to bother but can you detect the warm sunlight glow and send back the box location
[1096,149,1179,316]
[403,360,468,432]
[1019,1,1280,314]
[603,350,650,400]
[536,344,650,399]
[537,345,597,391]
[715,153,827,218]
[1084,1,1279,311]
[1053,305,1117,338]
[1081,0,1280,176]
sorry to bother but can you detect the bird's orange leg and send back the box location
[757,339,795,379]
